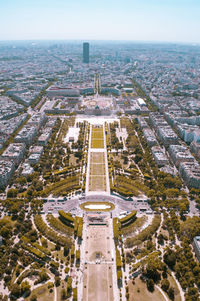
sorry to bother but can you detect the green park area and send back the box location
[91,126,104,148]
[128,278,166,301]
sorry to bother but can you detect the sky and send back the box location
[0,0,200,43]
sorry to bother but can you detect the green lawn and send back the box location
[128,278,166,301]
[168,275,181,301]
[91,139,104,148]
[26,283,54,301]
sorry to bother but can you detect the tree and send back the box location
[7,188,18,198]
[55,276,61,287]
[161,279,170,292]
[168,287,174,300]
[10,283,21,298]
[64,246,70,256]
[164,249,176,270]
[41,238,48,248]
[186,286,199,299]
[39,270,49,282]
[61,288,67,300]
[30,295,37,301]
[16,177,27,185]
[147,278,154,292]
[1,226,11,238]
[134,154,143,164]
[21,280,31,295]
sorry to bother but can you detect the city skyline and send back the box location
[0,0,200,43]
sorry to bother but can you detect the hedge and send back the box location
[113,175,149,197]
[125,214,161,248]
[58,210,74,227]
[76,249,80,261]
[121,216,147,236]
[21,236,50,256]
[73,287,78,301]
[42,175,80,196]
[77,218,83,240]
[119,211,137,228]
[117,270,122,281]
[74,216,83,239]
[17,269,40,285]
[50,261,59,269]
[34,215,72,247]
[46,214,74,236]
[113,218,120,244]
[67,276,72,295]
[71,245,75,263]
[22,243,46,260]
[32,242,51,256]
[116,248,122,270]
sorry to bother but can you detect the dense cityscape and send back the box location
[0,41,200,301]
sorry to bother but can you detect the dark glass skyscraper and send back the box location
[83,42,89,63]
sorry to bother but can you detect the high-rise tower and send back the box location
[83,42,89,63]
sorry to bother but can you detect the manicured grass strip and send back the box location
[91,139,104,148]
[91,126,104,149]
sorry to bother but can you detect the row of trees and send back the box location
[34,215,72,247]
[125,215,161,248]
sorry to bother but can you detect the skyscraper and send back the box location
[83,42,89,63]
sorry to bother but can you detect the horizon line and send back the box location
[0,39,199,46]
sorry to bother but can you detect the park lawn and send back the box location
[121,216,148,236]
[168,275,181,301]
[113,153,129,169]
[128,278,166,301]
[57,280,68,300]
[114,175,149,197]
[52,249,64,261]
[159,228,169,240]
[18,191,27,198]
[0,215,16,228]
[91,131,104,139]
[69,154,78,166]
[26,283,54,301]
[89,175,106,191]
[90,163,105,175]
[90,152,105,164]
[42,175,80,196]
[45,239,56,251]
[91,139,104,148]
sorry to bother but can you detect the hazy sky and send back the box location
[0,0,200,43]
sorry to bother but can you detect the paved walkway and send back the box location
[82,120,117,300]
